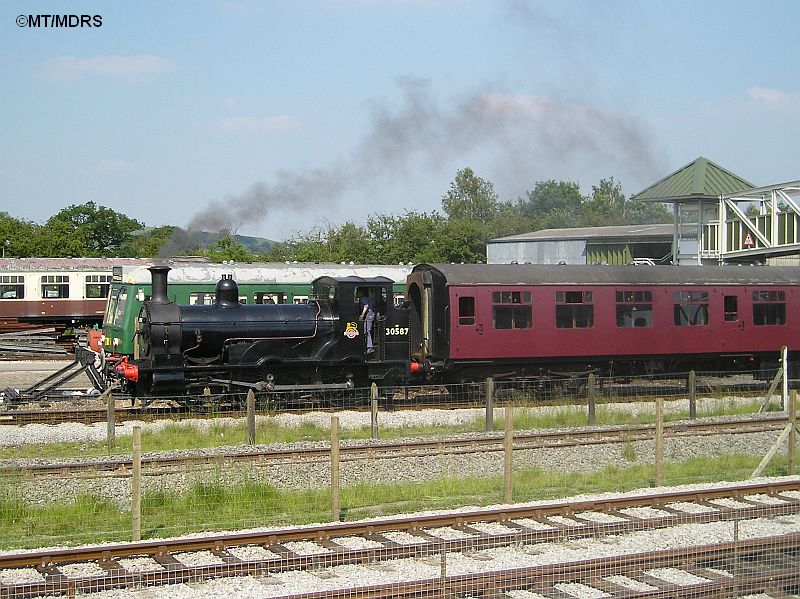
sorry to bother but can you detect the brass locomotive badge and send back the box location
[344,322,360,339]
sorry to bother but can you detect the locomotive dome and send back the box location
[215,275,240,306]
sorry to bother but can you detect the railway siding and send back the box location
[0,414,793,508]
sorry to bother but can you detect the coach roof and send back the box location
[413,263,800,287]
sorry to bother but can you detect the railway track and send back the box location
[0,385,780,428]
[0,414,790,477]
[292,534,800,598]
[0,479,797,597]
[0,368,785,426]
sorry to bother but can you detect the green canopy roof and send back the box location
[632,156,755,202]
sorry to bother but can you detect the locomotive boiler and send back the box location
[114,266,412,398]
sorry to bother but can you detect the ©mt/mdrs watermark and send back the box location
[17,14,102,27]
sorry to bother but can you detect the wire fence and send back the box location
[0,365,798,553]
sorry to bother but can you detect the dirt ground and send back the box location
[0,359,94,390]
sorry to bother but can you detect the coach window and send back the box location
[41,275,69,299]
[458,296,475,325]
[724,295,739,322]
[555,290,593,328]
[85,274,112,299]
[616,290,652,327]
[752,290,786,325]
[254,291,284,304]
[492,290,532,329]
[0,275,24,299]
[189,292,215,306]
[673,291,709,326]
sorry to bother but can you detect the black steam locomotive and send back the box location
[113,266,411,399]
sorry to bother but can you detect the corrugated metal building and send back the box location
[487,224,673,265]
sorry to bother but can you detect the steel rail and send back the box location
[0,414,790,477]
[280,533,800,599]
[0,378,779,426]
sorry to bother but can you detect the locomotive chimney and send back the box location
[149,265,171,304]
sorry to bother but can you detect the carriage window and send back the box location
[253,292,284,304]
[0,275,24,299]
[724,295,739,322]
[556,290,593,328]
[189,292,215,306]
[752,290,786,325]
[293,295,309,304]
[41,275,69,299]
[85,274,112,299]
[492,290,532,329]
[673,290,709,326]
[616,290,652,328]
[458,296,475,325]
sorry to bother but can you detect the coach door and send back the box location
[452,286,484,356]
[721,293,745,339]
[406,274,432,359]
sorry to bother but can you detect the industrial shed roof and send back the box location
[632,156,755,202]
[414,263,800,286]
[488,224,673,244]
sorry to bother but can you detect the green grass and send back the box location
[0,452,792,550]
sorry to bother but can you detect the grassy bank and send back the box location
[0,452,791,550]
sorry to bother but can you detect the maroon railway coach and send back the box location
[406,263,800,382]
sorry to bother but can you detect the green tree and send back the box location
[0,212,40,258]
[118,226,180,257]
[34,219,89,257]
[518,180,583,229]
[46,201,143,256]
[368,211,448,264]
[203,235,255,263]
[434,218,487,263]
[441,167,499,222]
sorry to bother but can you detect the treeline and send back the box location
[0,169,670,263]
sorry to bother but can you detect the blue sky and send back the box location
[2,1,799,241]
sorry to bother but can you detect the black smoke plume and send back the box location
[180,79,662,244]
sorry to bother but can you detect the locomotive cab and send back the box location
[312,275,394,358]
[312,275,412,386]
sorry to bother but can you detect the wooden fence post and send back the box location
[587,374,596,426]
[132,425,142,542]
[331,416,340,522]
[781,346,788,410]
[655,398,664,486]
[789,389,797,475]
[247,389,256,445]
[687,370,696,419]
[504,406,513,503]
[370,383,379,440]
[485,378,495,432]
[106,390,115,451]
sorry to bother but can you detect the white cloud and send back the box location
[746,86,788,104]
[41,55,174,81]
[213,115,299,134]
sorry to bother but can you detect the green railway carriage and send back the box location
[101,262,412,357]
